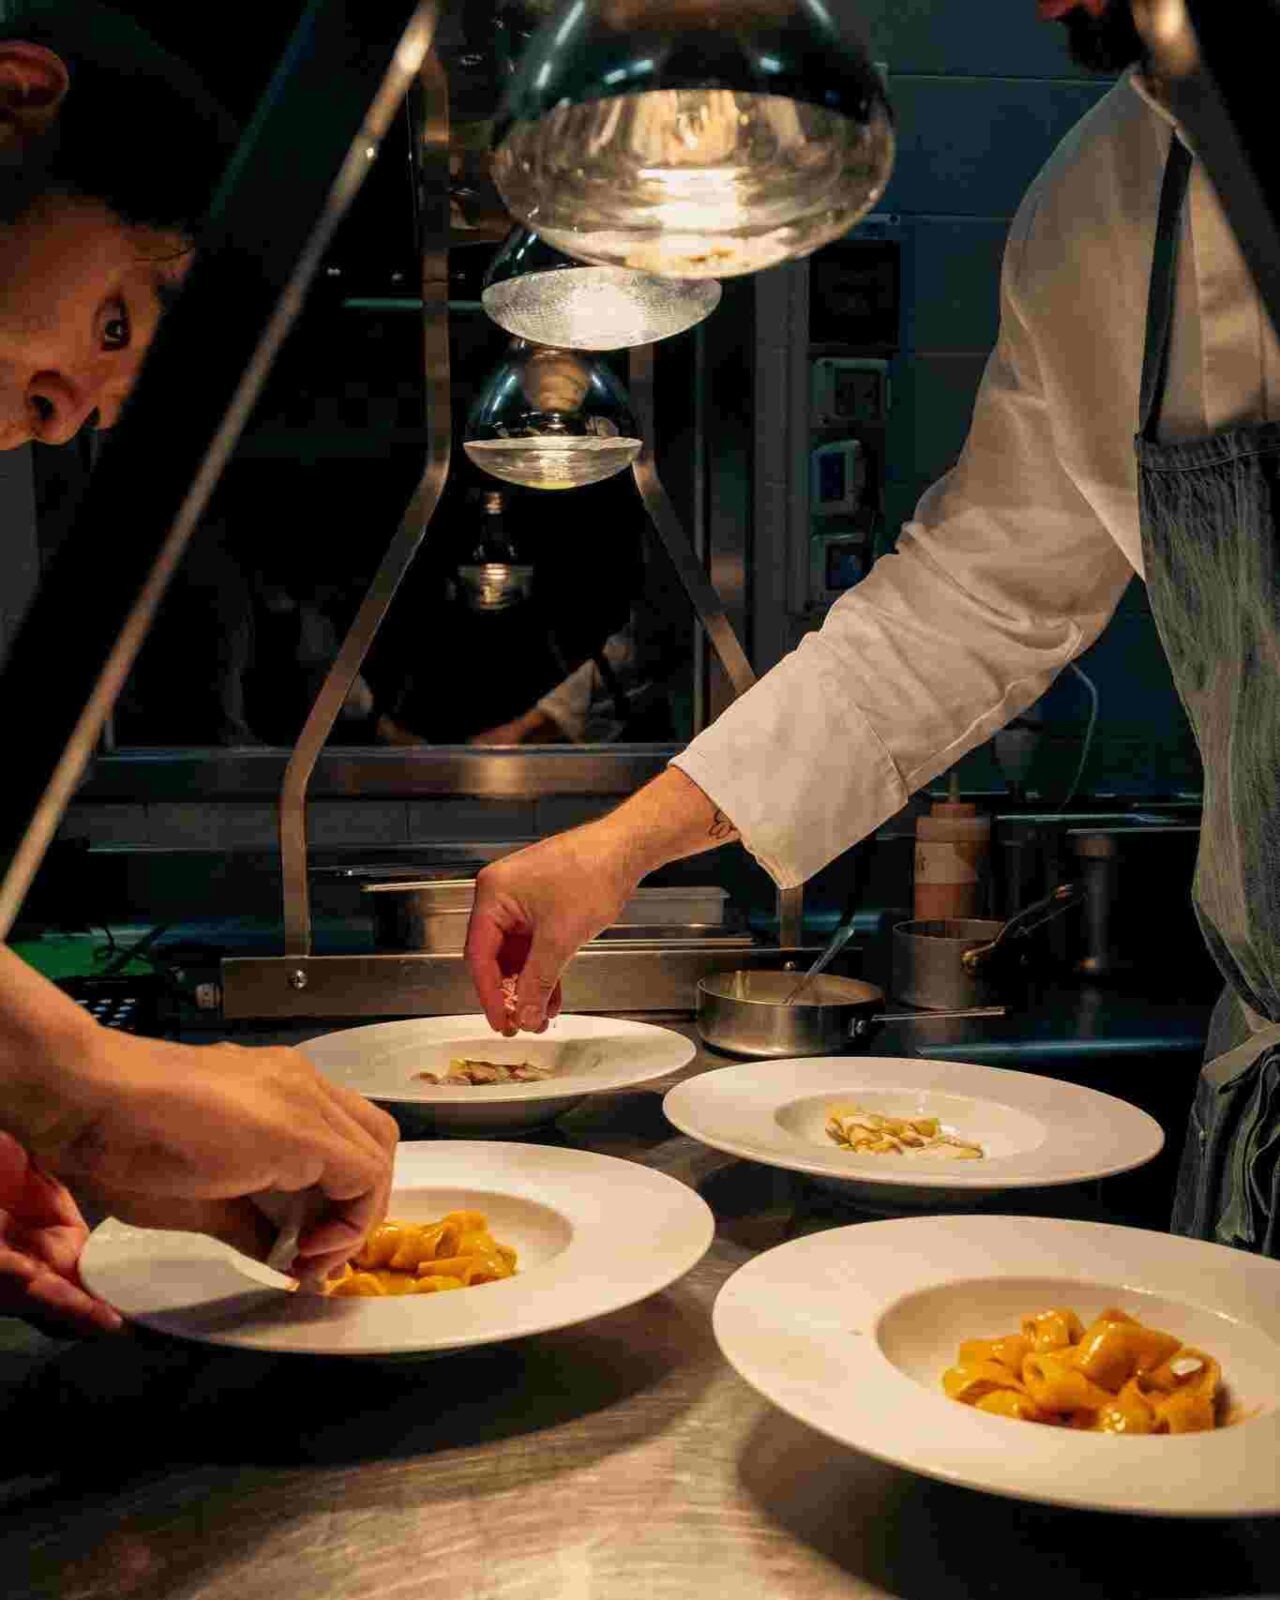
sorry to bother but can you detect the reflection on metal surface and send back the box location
[455,486,534,611]
[455,561,536,610]
[281,50,453,958]
[464,341,642,489]
[221,944,819,1020]
[0,2,441,941]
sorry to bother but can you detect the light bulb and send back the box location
[491,1,895,280]
[482,227,721,350]
[464,340,643,491]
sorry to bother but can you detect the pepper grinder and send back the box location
[913,773,992,922]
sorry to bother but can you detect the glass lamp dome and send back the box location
[491,0,895,280]
[482,225,722,350]
[463,340,643,491]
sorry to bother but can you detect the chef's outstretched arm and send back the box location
[468,112,1144,1033]
[0,945,397,1289]
[466,766,737,1033]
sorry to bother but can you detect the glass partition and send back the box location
[15,1,724,803]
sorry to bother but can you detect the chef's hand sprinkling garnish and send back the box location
[465,828,632,1034]
[464,769,739,1035]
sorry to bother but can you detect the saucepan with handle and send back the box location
[890,882,1083,1012]
[696,970,1005,1060]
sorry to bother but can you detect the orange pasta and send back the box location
[325,1212,517,1299]
[942,1307,1228,1434]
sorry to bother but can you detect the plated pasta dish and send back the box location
[416,1058,553,1085]
[826,1105,985,1161]
[943,1306,1228,1433]
[326,1211,517,1297]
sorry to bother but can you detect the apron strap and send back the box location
[1139,137,1195,442]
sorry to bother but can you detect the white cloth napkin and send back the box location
[251,1190,324,1280]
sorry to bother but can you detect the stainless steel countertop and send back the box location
[3,1022,1277,1600]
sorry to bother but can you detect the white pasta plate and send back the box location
[662,1056,1163,1204]
[81,1141,714,1358]
[302,1013,696,1133]
[713,1214,1280,1518]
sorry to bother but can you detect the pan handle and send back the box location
[849,1005,1008,1038]
[961,882,1083,973]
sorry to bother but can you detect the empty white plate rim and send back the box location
[663,1056,1164,1191]
[82,1141,714,1358]
[302,1013,695,1105]
[713,1214,1280,1518]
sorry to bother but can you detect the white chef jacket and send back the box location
[674,72,1280,890]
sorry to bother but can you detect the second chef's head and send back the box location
[0,1,235,450]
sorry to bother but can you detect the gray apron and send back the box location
[1138,138,1280,1254]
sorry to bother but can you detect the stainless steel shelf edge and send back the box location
[75,745,682,801]
[221,945,819,1020]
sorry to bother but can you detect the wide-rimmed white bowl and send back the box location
[82,1141,714,1358]
[663,1055,1163,1204]
[713,1214,1280,1518]
[303,1013,695,1133]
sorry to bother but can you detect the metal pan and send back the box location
[696,970,1004,1059]
[364,878,731,953]
[891,883,1083,1011]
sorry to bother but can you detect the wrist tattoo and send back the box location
[708,809,736,842]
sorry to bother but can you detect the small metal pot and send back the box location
[364,879,734,953]
[696,970,1003,1059]
[891,919,1006,1011]
[891,884,1083,1010]
[363,878,477,953]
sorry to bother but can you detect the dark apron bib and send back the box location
[1137,139,1280,1254]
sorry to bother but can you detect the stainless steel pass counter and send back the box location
[3,1015,1277,1600]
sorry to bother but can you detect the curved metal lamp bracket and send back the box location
[274,157,808,957]
[280,52,453,958]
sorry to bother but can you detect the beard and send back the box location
[1058,2,1147,72]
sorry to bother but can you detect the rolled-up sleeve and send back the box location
[673,194,1137,889]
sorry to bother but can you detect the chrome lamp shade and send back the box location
[491,0,895,280]
[482,225,722,349]
[464,340,643,490]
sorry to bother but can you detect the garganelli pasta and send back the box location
[942,1306,1227,1433]
[416,1058,552,1085]
[826,1105,985,1160]
[326,1211,517,1298]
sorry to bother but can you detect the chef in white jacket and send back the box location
[466,0,1280,1253]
